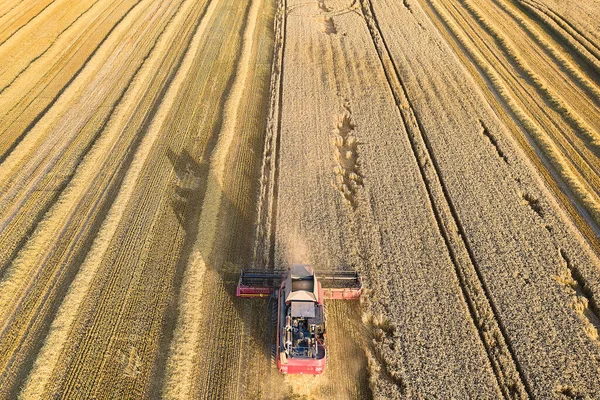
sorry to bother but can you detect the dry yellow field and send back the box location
[0,0,599,398]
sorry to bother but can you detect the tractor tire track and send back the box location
[20,0,259,396]
[14,0,209,395]
[436,0,600,204]
[0,0,180,344]
[420,1,600,238]
[274,0,499,396]
[0,0,101,91]
[35,0,224,395]
[359,0,530,396]
[453,0,600,156]
[0,0,131,100]
[368,0,600,394]
[163,0,261,396]
[523,0,600,63]
[0,0,24,22]
[515,0,600,77]
[488,0,600,106]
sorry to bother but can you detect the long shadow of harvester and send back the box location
[151,137,274,397]
[166,148,207,227]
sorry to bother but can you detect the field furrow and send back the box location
[0,1,24,21]
[420,0,600,235]
[20,0,263,396]
[0,0,100,89]
[164,0,278,397]
[360,0,528,395]
[454,0,600,179]
[516,0,600,76]
[0,0,55,45]
[525,0,600,49]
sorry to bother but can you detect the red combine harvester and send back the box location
[236,265,362,375]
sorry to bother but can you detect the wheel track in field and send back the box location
[513,0,600,79]
[0,0,23,21]
[0,0,155,179]
[465,0,600,209]
[248,0,286,394]
[0,0,106,95]
[43,0,227,395]
[0,0,142,163]
[453,0,600,159]
[163,0,265,395]
[0,0,169,315]
[15,0,214,395]
[436,0,600,203]
[519,0,600,69]
[487,0,600,106]
[359,0,531,396]
[246,0,286,395]
[0,0,182,378]
[0,0,137,125]
[40,0,255,395]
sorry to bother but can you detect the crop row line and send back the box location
[0,0,161,296]
[0,0,57,48]
[0,0,108,96]
[439,0,600,200]
[160,0,260,395]
[15,0,213,395]
[56,1,201,395]
[426,0,600,226]
[0,0,23,22]
[59,0,229,394]
[489,0,600,105]
[0,0,170,331]
[251,0,287,271]
[524,0,600,61]
[0,0,142,164]
[359,0,530,397]
[455,0,600,153]
[0,0,176,330]
[514,0,600,79]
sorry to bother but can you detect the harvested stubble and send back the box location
[9,0,208,396]
[25,0,256,397]
[0,0,141,160]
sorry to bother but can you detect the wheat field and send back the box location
[0,0,599,398]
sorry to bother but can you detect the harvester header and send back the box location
[236,265,362,374]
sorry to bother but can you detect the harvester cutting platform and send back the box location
[236,265,362,375]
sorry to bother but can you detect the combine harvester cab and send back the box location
[236,264,362,375]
